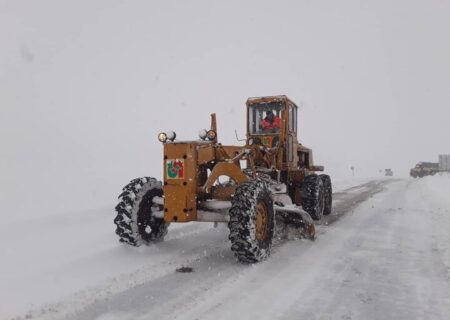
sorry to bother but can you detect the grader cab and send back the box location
[114,95,332,263]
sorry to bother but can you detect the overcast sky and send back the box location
[1,0,449,220]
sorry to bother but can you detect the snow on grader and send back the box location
[114,95,332,263]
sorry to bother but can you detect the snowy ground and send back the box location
[2,176,450,320]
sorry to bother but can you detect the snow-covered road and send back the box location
[3,177,450,320]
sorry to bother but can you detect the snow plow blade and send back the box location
[274,204,316,240]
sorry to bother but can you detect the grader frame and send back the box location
[159,95,323,223]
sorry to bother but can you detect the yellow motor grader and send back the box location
[114,95,332,263]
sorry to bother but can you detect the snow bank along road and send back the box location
[3,177,450,320]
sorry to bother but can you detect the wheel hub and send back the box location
[255,201,268,241]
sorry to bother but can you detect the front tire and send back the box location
[301,174,325,220]
[319,174,332,215]
[114,177,169,246]
[228,179,275,263]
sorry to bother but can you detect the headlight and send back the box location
[158,132,167,143]
[198,129,208,140]
[166,130,176,141]
[206,130,216,141]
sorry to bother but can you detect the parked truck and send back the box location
[410,154,450,178]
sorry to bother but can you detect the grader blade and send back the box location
[274,204,316,240]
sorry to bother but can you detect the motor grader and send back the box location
[114,95,332,263]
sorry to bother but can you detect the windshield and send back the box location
[248,102,283,134]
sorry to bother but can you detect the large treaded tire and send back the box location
[114,177,169,246]
[319,174,332,215]
[228,179,275,263]
[301,174,325,221]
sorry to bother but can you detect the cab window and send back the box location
[288,105,297,133]
[248,103,283,134]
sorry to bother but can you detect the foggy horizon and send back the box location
[1,0,450,220]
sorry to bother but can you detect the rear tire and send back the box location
[319,174,332,215]
[114,177,169,246]
[228,179,274,263]
[301,174,325,220]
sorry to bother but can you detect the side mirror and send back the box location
[235,130,246,142]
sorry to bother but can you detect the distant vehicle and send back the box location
[410,162,439,178]
[410,155,450,178]
[385,169,393,176]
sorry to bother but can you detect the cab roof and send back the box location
[246,95,298,107]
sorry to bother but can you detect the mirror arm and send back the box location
[235,130,246,142]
